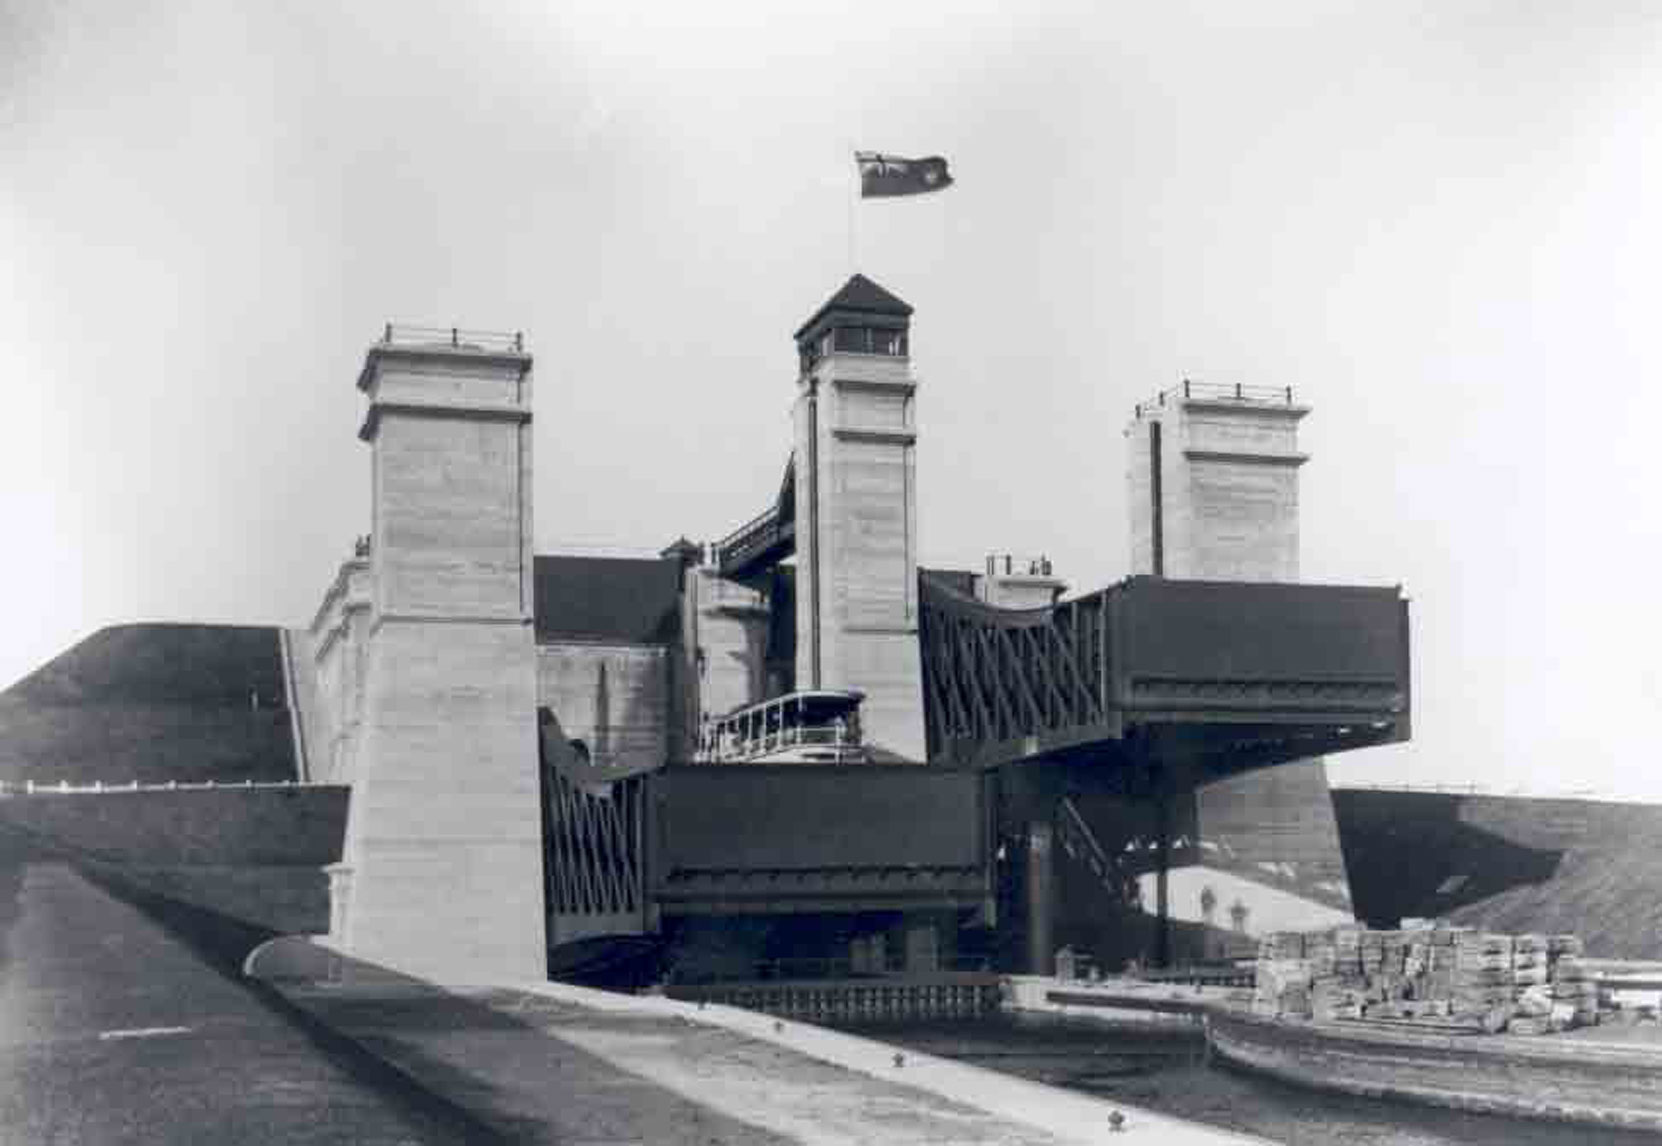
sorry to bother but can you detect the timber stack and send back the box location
[1252,923,1599,1035]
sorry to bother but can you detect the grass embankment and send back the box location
[0,622,297,786]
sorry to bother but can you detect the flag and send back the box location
[856,151,953,198]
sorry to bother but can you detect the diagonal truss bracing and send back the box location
[920,579,1110,765]
[918,573,1411,771]
[545,768,645,919]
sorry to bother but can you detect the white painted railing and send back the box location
[1331,781,1656,804]
[0,779,336,797]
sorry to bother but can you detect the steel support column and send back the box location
[1025,818,1055,975]
[1154,785,1172,969]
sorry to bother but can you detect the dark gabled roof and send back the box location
[793,273,913,342]
[533,555,682,645]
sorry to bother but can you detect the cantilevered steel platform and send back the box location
[918,573,1410,777]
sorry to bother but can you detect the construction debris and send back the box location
[1252,923,1600,1035]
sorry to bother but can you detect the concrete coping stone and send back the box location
[512,979,1272,1146]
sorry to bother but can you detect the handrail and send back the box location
[1332,781,1643,802]
[0,778,334,797]
[747,955,996,980]
[698,720,862,764]
[716,503,791,571]
[1134,379,1296,418]
[984,553,1055,577]
[718,503,779,552]
[378,324,526,354]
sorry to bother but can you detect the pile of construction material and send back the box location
[1253,924,1597,1035]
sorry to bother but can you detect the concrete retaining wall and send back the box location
[0,786,345,935]
[90,863,330,935]
[537,644,669,771]
[0,786,346,865]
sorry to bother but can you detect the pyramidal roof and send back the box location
[794,273,913,341]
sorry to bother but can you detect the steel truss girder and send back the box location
[545,769,645,919]
[918,573,1411,772]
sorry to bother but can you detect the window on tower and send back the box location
[832,326,907,355]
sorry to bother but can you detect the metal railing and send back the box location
[1134,379,1295,417]
[699,721,864,764]
[748,955,996,980]
[716,503,792,574]
[1332,781,1649,803]
[984,553,1054,578]
[379,324,525,353]
[0,779,328,797]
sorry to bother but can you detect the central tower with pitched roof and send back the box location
[791,275,926,762]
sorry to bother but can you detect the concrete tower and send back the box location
[1126,381,1309,581]
[792,275,926,762]
[333,327,547,983]
[1124,381,1354,944]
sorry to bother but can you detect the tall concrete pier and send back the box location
[331,328,547,982]
[1126,381,1309,581]
[1121,381,1353,953]
[791,276,926,762]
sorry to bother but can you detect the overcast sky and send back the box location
[3,1,1658,797]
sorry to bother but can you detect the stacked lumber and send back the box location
[1553,951,1598,1026]
[1251,932,1310,1017]
[1252,923,1599,1035]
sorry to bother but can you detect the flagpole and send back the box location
[846,144,858,274]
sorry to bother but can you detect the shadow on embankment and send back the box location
[1334,789,1662,958]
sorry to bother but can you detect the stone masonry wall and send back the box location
[537,643,670,771]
